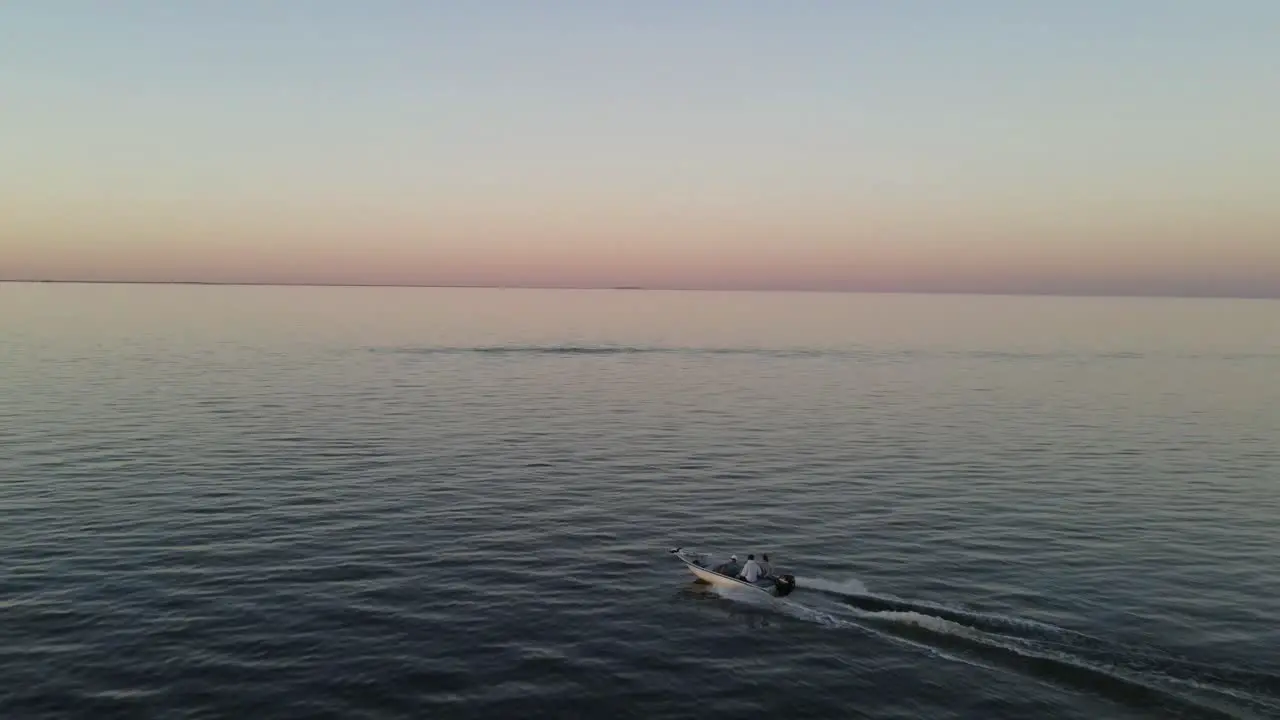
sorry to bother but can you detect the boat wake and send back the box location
[702,576,1280,720]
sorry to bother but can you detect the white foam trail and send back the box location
[802,575,1076,639]
[706,585,1017,673]
[775,597,1026,672]
[705,578,1277,719]
[859,610,993,641]
[810,603,1274,719]
[796,576,868,595]
[708,584,846,628]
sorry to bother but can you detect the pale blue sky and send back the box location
[2,1,1277,295]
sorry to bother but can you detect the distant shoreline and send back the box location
[4,279,540,289]
[1,279,1276,300]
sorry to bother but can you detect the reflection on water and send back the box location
[2,285,1277,720]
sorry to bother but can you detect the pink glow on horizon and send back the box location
[4,228,1279,297]
[4,4,1278,298]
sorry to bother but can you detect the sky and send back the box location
[2,1,1278,296]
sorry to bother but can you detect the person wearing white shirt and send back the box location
[738,554,763,583]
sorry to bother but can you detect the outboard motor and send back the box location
[773,574,796,597]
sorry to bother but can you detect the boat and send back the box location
[670,547,796,597]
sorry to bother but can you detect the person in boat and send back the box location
[737,554,764,583]
[757,554,772,578]
[714,555,740,575]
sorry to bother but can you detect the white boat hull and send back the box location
[687,562,754,590]
[671,548,795,597]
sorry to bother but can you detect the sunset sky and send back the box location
[2,2,1278,296]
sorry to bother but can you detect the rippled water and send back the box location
[3,284,1279,719]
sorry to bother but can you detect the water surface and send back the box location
[2,285,1278,719]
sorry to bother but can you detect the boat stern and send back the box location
[773,574,796,597]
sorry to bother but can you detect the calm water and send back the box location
[2,284,1279,720]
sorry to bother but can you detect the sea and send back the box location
[2,283,1278,720]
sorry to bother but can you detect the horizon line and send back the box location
[2,278,1277,301]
